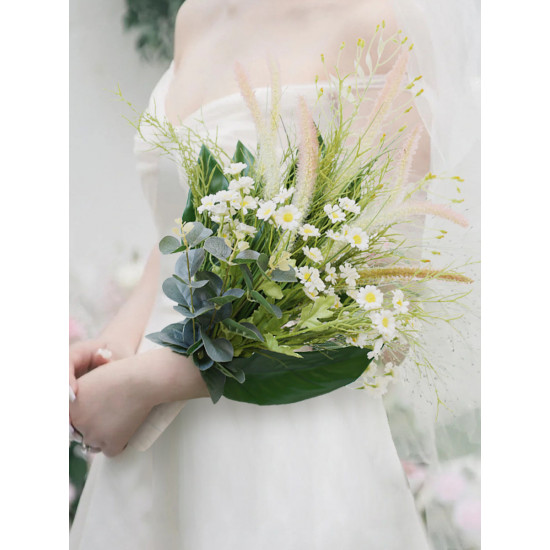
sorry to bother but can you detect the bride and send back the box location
[69,0,447,547]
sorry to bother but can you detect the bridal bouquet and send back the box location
[138,30,472,405]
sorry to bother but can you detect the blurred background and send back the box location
[69,1,480,547]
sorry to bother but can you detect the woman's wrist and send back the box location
[134,348,210,408]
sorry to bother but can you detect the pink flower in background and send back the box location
[432,471,467,503]
[402,461,427,493]
[453,498,481,534]
[69,317,85,341]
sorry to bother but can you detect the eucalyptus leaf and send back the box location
[257,253,269,273]
[239,264,254,291]
[271,267,297,283]
[204,237,232,262]
[162,277,189,305]
[175,248,206,282]
[159,235,182,255]
[222,318,265,342]
[195,270,223,295]
[174,304,215,319]
[202,332,234,362]
[200,367,226,404]
[183,320,201,347]
[234,250,261,263]
[192,349,215,371]
[183,222,213,247]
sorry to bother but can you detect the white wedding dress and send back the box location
[70,62,431,550]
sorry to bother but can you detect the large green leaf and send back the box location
[232,140,255,176]
[204,237,232,262]
[222,347,371,405]
[159,235,182,255]
[198,144,228,194]
[174,248,205,282]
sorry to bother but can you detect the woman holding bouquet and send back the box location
[70,0,478,548]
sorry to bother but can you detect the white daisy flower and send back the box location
[338,197,361,215]
[324,263,338,284]
[324,204,346,224]
[197,194,218,214]
[339,262,360,288]
[256,200,277,221]
[371,310,397,341]
[298,223,321,241]
[224,162,247,176]
[345,333,369,348]
[235,176,255,194]
[274,204,302,230]
[235,222,257,235]
[326,229,343,241]
[238,195,258,214]
[303,246,323,263]
[356,285,383,310]
[297,266,325,292]
[346,227,370,251]
[216,189,240,203]
[304,287,319,301]
[236,241,250,251]
[392,289,410,314]
[273,186,295,204]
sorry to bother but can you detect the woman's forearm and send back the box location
[135,347,210,406]
[98,246,161,356]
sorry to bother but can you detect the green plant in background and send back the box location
[123,0,185,62]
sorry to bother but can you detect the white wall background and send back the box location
[70,0,171,311]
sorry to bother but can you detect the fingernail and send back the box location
[69,386,76,402]
[96,348,113,360]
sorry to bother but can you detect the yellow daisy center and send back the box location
[353,234,362,244]
[382,317,389,328]
[365,292,376,303]
[304,273,312,281]
[283,212,294,222]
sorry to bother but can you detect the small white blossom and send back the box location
[324,263,338,284]
[339,262,360,288]
[356,285,383,311]
[392,289,410,314]
[274,205,302,231]
[345,333,369,348]
[371,310,397,341]
[324,204,346,223]
[224,162,248,176]
[297,266,326,292]
[235,222,257,235]
[238,195,258,214]
[256,200,277,221]
[303,246,324,263]
[216,189,240,203]
[298,223,321,241]
[338,197,361,215]
[367,339,384,360]
[273,186,295,204]
[236,241,250,251]
[326,229,343,241]
[197,194,217,214]
[304,287,319,301]
[346,227,370,251]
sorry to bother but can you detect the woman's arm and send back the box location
[69,246,160,395]
[69,348,209,456]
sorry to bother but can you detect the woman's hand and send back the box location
[69,355,156,457]
[69,348,209,456]
[69,339,132,397]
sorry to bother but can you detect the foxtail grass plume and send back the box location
[358,266,473,284]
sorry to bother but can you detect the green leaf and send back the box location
[195,271,223,295]
[174,304,215,319]
[223,347,372,405]
[234,249,261,264]
[222,318,265,342]
[232,140,255,176]
[162,277,188,305]
[184,222,213,247]
[186,339,203,356]
[204,237,232,262]
[174,248,205,282]
[198,144,228,194]
[264,333,302,358]
[271,267,297,283]
[181,189,196,222]
[259,280,284,300]
[202,331,234,362]
[200,367,226,403]
[298,295,336,329]
[239,264,254,291]
[257,253,269,273]
[192,349,215,371]
[250,290,282,319]
[159,235,182,255]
